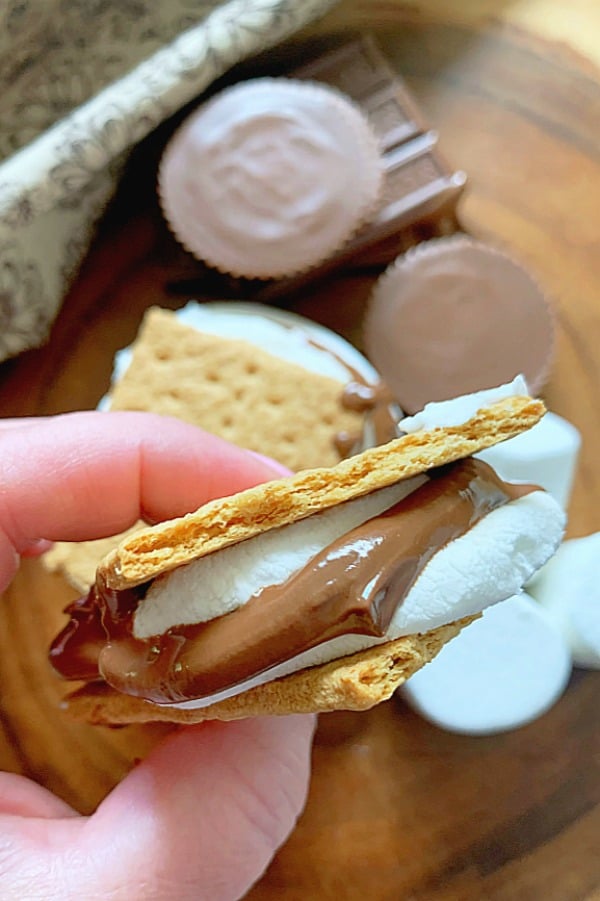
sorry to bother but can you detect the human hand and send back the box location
[0,412,315,900]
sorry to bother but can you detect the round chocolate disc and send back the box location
[363,236,555,413]
[159,78,383,279]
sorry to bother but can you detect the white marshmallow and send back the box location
[477,412,581,509]
[389,491,564,634]
[527,533,600,669]
[397,376,580,509]
[136,474,427,638]
[401,593,572,735]
[399,375,529,432]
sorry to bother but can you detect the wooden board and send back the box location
[0,8,599,900]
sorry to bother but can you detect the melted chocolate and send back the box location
[270,318,400,457]
[50,459,535,705]
[337,380,400,455]
[49,594,107,682]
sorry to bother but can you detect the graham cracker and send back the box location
[109,307,364,472]
[62,617,475,724]
[103,394,545,590]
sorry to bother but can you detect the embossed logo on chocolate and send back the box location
[193,109,349,240]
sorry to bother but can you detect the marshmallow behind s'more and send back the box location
[50,380,565,725]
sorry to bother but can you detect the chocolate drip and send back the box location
[337,380,400,454]
[277,322,400,456]
[50,460,536,705]
[49,593,107,682]
[49,581,147,680]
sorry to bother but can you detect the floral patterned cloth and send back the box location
[0,0,336,361]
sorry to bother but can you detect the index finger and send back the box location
[0,411,288,590]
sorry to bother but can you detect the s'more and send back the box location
[49,377,565,725]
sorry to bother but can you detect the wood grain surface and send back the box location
[0,4,599,899]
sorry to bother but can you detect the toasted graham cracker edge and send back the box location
[103,395,545,589]
[61,617,475,725]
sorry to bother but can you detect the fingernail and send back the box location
[247,450,292,477]
[21,538,54,558]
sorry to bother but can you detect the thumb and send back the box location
[82,715,315,900]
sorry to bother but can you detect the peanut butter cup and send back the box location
[158,78,383,279]
[363,236,556,414]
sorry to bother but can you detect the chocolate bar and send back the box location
[295,37,466,238]
[294,35,428,153]
[342,132,465,256]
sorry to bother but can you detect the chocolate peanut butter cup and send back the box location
[158,78,383,279]
[363,236,556,414]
